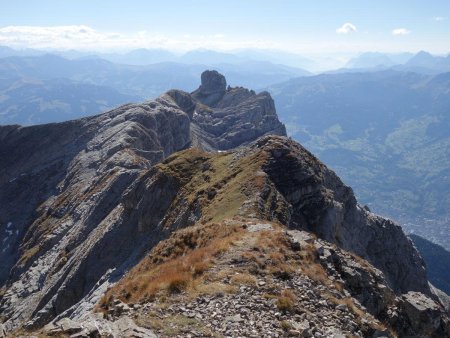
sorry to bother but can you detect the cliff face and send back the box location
[0,71,448,337]
[258,137,430,295]
[167,69,287,151]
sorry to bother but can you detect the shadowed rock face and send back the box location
[161,69,287,151]
[0,71,446,336]
[256,136,430,295]
[191,70,227,106]
[0,100,192,329]
[189,70,287,150]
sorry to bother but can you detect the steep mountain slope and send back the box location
[0,71,448,337]
[267,70,450,250]
[20,135,450,337]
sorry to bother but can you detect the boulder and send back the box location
[400,291,449,336]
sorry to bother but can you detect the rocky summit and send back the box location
[0,71,448,337]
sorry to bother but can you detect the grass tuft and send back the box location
[276,289,296,313]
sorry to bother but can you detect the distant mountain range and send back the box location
[267,70,450,250]
[0,78,139,125]
[2,45,450,74]
[345,52,414,69]
[396,51,450,74]
[336,51,450,75]
[0,45,319,70]
[0,53,310,99]
[0,48,449,252]
[0,53,310,125]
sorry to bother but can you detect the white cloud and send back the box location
[336,23,357,34]
[433,16,446,21]
[392,28,410,36]
[0,25,278,52]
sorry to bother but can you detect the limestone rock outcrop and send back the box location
[257,136,430,296]
[165,69,287,151]
[191,70,227,107]
[0,70,448,337]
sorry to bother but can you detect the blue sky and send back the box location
[0,0,449,54]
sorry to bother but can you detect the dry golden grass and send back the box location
[300,262,329,285]
[230,272,257,286]
[256,230,289,253]
[276,289,296,313]
[98,222,243,308]
[192,281,238,295]
[334,281,344,293]
[268,263,296,280]
[269,251,285,263]
[280,320,293,331]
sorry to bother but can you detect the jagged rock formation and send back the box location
[0,71,448,337]
[169,69,286,151]
[191,70,227,107]
[258,137,430,295]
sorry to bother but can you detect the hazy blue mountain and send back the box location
[215,61,310,88]
[0,46,44,58]
[235,49,317,69]
[267,70,450,249]
[0,54,310,125]
[0,54,118,81]
[345,52,414,69]
[410,234,450,295]
[342,51,450,75]
[394,51,450,74]
[387,52,415,64]
[178,49,244,64]
[0,78,139,125]
[406,51,443,67]
[0,54,310,99]
[0,45,319,71]
[0,46,18,58]
[345,52,396,68]
[101,48,177,65]
[324,65,391,75]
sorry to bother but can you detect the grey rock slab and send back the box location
[247,223,273,232]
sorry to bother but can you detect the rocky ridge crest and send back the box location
[0,71,448,337]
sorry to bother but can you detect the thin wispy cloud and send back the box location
[336,23,357,34]
[392,28,410,36]
[433,16,446,21]
[0,25,278,51]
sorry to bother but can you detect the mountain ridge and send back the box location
[0,71,448,337]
